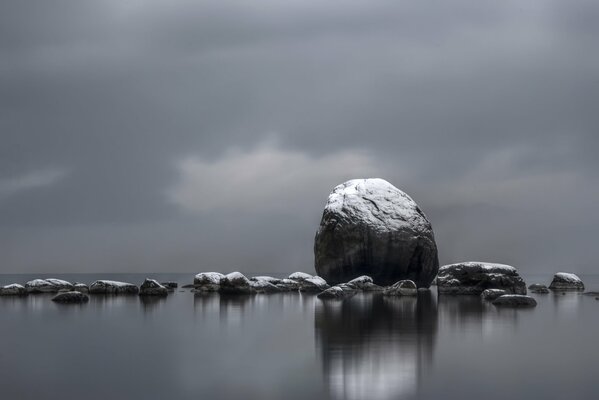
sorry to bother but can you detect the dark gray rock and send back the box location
[161,282,178,289]
[0,284,28,296]
[298,276,330,293]
[317,286,356,300]
[528,283,547,290]
[314,179,439,287]
[52,291,90,303]
[139,279,168,296]
[548,273,584,290]
[25,278,73,293]
[250,280,281,294]
[531,287,550,294]
[219,272,252,294]
[193,272,225,291]
[275,279,302,292]
[437,262,527,295]
[288,272,314,282]
[181,284,195,289]
[492,295,537,307]
[481,289,507,301]
[347,276,383,291]
[383,280,418,296]
[73,283,89,293]
[583,291,599,296]
[250,276,282,285]
[89,280,139,294]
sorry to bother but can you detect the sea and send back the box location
[0,272,598,400]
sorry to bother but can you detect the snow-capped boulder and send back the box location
[250,276,282,285]
[52,291,89,303]
[161,282,178,289]
[193,272,225,291]
[437,262,527,295]
[275,279,302,291]
[347,276,383,291]
[383,280,418,296]
[481,289,507,301]
[72,283,89,293]
[314,179,439,287]
[289,272,313,281]
[25,278,73,293]
[299,276,330,292]
[139,279,168,296]
[0,284,28,296]
[89,280,139,294]
[492,295,537,307]
[549,273,584,290]
[219,272,252,294]
[317,285,356,300]
[250,280,281,294]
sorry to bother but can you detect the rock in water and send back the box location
[139,279,168,296]
[347,276,383,291]
[492,295,537,308]
[481,289,507,301]
[314,179,438,287]
[52,291,90,303]
[548,273,584,290]
[89,280,139,294]
[193,272,225,291]
[219,272,252,294]
[0,284,28,296]
[383,280,418,296]
[317,286,356,300]
[437,262,527,295]
[25,278,73,293]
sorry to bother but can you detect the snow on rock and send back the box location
[89,280,139,294]
[250,280,281,294]
[492,294,537,307]
[193,272,225,291]
[139,279,168,296]
[437,261,527,295]
[299,276,330,292]
[317,285,356,300]
[549,272,584,290]
[52,291,89,303]
[347,276,383,291]
[250,276,282,285]
[383,280,418,296]
[314,178,439,287]
[0,283,28,296]
[480,289,507,301]
[289,272,314,281]
[219,272,252,294]
[25,278,73,293]
[161,282,178,289]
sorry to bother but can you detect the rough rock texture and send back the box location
[492,295,537,307]
[219,272,252,294]
[383,280,418,296]
[298,276,330,292]
[250,276,282,285]
[289,272,313,281]
[139,279,168,296]
[89,280,139,294]
[194,272,225,291]
[317,286,356,300]
[437,262,527,295]
[52,291,90,303]
[314,179,438,287]
[531,287,550,294]
[161,282,178,289]
[481,289,507,301]
[250,280,281,294]
[275,279,302,291]
[73,283,89,293]
[347,276,383,291]
[25,278,73,293]
[0,284,28,296]
[549,273,584,290]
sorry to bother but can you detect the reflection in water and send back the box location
[315,291,438,400]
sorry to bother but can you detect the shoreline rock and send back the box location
[383,280,418,296]
[89,280,139,295]
[549,273,584,291]
[0,284,28,296]
[139,279,168,296]
[25,279,73,293]
[437,262,527,295]
[481,289,507,301]
[52,291,90,303]
[492,294,537,308]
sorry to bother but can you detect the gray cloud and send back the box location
[1,0,598,274]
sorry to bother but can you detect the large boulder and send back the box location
[25,278,73,293]
[0,284,28,296]
[139,279,168,296]
[89,280,139,294]
[549,273,584,290]
[314,179,438,287]
[437,262,527,295]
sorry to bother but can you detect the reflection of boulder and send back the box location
[315,292,438,400]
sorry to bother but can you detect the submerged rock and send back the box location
[481,289,507,301]
[492,295,537,308]
[219,272,252,294]
[347,276,383,291]
[314,178,439,287]
[437,262,527,295]
[288,272,314,281]
[89,280,139,294]
[25,278,73,293]
[193,272,225,291]
[0,284,28,296]
[275,279,302,292]
[298,276,330,292]
[161,282,178,289]
[139,279,168,296]
[383,280,418,296]
[317,286,356,300]
[549,273,584,291]
[52,291,89,303]
[528,283,547,290]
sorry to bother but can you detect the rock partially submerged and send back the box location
[73,283,89,293]
[219,272,252,294]
[347,276,383,291]
[492,295,537,307]
[275,279,302,291]
[250,280,282,294]
[0,284,28,296]
[139,279,168,296]
[194,272,226,291]
[52,291,89,303]
[288,272,313,282]
[437,262,527,295]
[481,289,507,301]
[317,285,356,300]
[25,278,73,293]
[298,276,330,293]
[89,280,139,295]
[161,282,178,289]
[314,178,439,287]
[250,276,282,285]
[383,280,418,296]
[549,273,584,291]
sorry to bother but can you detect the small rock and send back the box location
[481,289,507,301]
[383,280,418,296]
[299,276,330,292]
[139,279,168,296]
[0,284,28,296]
[528,283,548,290]
[531,287,550,294]
[181,284,195,289]
[317,286,356,300]
[193,272,225,291]
[288,272,314,282]
[582,291,599,296]
[52,291,90,303]
[347,276,383,291]
[73,283,89,293]
[549,273,584,290]
[161,282,178,289]
[275,279,302,292]
[437,262,527,295]
[492,295,537,307]
[219,272,252,294]
[25,278,73,293]
[250,280,281,294]
[250,276,282,285]
[89,280,139,294]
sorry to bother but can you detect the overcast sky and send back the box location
[1,0,598,275]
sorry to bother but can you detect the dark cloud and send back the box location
[1,0,598,273]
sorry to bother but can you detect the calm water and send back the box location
[1,273,598,400]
